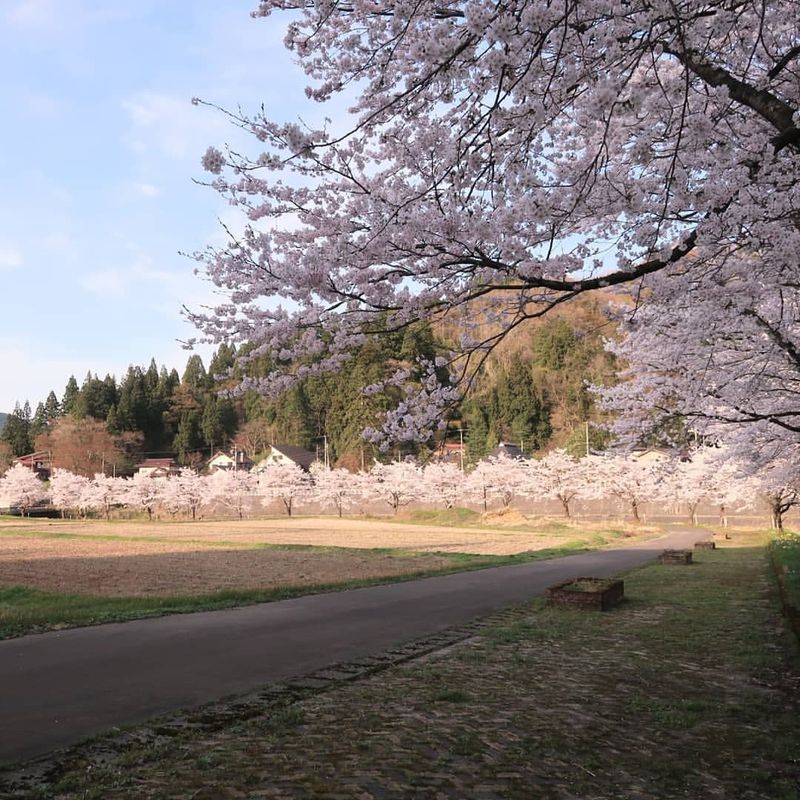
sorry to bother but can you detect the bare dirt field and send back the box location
[0,515,656,598]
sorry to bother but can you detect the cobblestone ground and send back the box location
[3,537,798,800]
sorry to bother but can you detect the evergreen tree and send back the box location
[105,405,120,435]
[208,343,236,380]
[145,359,159,395]
[62,376,80,417]
[43,391,60,422]
[30,402,48,440]
[173,414,202,464]
[1,402,33,456]
[274,385,314,449]
[75,373,118,421]
[182,355,209,391]
[464,405,490,465]
[200,396,237,451]
[491,357,551,450]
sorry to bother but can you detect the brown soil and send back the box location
[0,515,610,554]
[0,536,459,597]
[0,516,658,598]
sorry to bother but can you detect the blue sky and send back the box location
[0,0,319,412]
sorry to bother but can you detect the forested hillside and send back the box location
[0,294,621,474]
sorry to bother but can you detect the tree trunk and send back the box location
[631,499,640,522]
[560,496,571,519]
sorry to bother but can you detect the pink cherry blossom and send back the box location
[189,1,799,446]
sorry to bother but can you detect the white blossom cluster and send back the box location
[1,448,789,524]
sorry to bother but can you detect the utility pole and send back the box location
[585,421,590,457]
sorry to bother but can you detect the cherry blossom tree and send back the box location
[464,456,527,511]
[526,450,590,519]
[257,462,313,516]
[599,268,800,471]
[83,474,124,520]
[49,469,91,519]
[585,455,668,523]
[703,458,758,528]
[0,463,48,516]
[421,462,464,509]
[657,454,710,527]
[123,472,165,521]
[190,1,800,444]
[162,469,207,521]
[739,455,799,532]
[207,469,259,520]
[363,460,422,514]
[310,465,362,517]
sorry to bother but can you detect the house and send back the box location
[488,442,528,460]
[135,457,179,477]
[253,444,318,472]
[13,452,52,479]
[207,450,253,473]
[630,447,673,463]
[631,446,692,463]
[433,441,465,468]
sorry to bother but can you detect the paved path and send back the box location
[0,528,700,763]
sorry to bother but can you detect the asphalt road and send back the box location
[0,528,700,763]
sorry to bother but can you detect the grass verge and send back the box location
[772,531,800,606]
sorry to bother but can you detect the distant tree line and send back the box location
[0,297,620,475]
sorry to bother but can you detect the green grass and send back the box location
[771,531,800,608]
[394,507,483,526]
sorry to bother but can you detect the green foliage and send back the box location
[10,299,624,468]
[61,375,79,416]
[463,404,491,465]
[75,372,118,421]
[0,401,32,457]
[771,533,800,610]
[533,318,578,370]
[563,422,614,458]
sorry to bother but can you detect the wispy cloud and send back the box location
[132,182,160,197]
[115,181,162,200]
[22,92,63,116]
[0,246,23,271]
[0,337,94,410]
[79,255,216,312]
[6,0,60,29]
[122,91,229,160]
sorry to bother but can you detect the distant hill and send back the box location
[0,412,7,432]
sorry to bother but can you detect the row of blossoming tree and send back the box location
[1,449,795,528]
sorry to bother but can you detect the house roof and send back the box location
[137,458,177,469]
[14,451,51,465]
[270,444,318,470]
[488,442,528,460]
